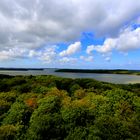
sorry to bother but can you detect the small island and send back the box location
[55,69,140,75]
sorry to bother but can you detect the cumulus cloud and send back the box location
[0,47,27,61]
[105,57,111,62]
[0,0,140,66]
[28,46,78,64]
[87,38,116,54]
[0,0,140,51]
[116,27,140,51]
[86,27,140,54]
[80,56,94,62]
[59,42,81,57]
[39,48,56,63]
[59,57,77,64]
[29,46,57,63]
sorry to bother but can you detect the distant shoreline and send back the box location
[0,68,140,76]
[0,69,140,84]
[55,69,140,75]
[0,68,44,71]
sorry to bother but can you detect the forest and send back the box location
[55,69,140,75]
[0,74,140,140]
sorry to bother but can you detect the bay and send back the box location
[0,68,140,84]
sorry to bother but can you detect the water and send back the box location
[0,68,140,84]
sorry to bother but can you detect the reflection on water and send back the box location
[0,69,140,84]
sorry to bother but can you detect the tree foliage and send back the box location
[0,75,139,140]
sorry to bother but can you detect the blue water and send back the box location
[0,68,140,84]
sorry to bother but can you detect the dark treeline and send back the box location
[0,74,140,140]
[0,68,44,71]
[55,69,140,75]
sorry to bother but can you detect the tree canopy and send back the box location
[0,75,139,140]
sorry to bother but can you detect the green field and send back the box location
[0,75,140,140]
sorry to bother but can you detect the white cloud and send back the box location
[0,0,140,53]
[29,46,78,64]
[39,48,56,63]
[0,0,140,66]
[28,50,39,57]
[59,57,77,64]
[0,47,27,61]
[116,27,140,51]
[87,27,140,54]
[86,45,94,55]
[87,38,116,54]
[80,56,93,62]
[59,42,81,57]
[28,46,57,63]
[105,57,111,62]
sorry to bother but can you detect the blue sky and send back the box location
[0,0,140,69]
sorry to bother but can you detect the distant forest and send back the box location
[56,69,140,75]
[0,68,44,71]
[0,74,140,140]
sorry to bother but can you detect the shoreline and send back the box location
[55,69,140,75]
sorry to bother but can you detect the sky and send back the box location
[0,0,140,69]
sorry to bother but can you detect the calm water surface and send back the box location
[0,69,140,84]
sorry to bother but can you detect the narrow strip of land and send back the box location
[55,69,140,75]
[0,68,44,71]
